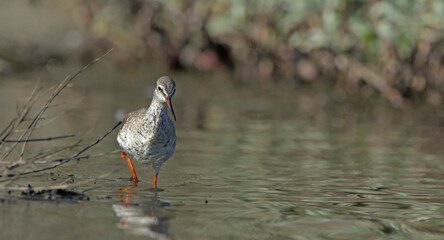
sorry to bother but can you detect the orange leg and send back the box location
[153,173,158,188]
[121,151,138,183]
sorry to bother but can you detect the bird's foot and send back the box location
[129,176,138,183]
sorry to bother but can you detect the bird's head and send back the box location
[154,76,176,121]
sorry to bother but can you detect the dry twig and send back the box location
[0,49,117,190]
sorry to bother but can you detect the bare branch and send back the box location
[0,81,41,152]
[17,49,114,161]
[3,121,121,178]
[0,49,115,189]
[2,134,75,143]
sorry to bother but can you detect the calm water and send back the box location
[1,63,444,240]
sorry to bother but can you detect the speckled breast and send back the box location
[117,109,176,167]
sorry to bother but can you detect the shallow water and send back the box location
[1,62,444,240]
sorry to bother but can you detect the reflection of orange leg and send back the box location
[118,181,137,205]
[121,151,138,183]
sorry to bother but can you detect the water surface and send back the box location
[1,63,444,239]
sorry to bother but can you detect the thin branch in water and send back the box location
[3,121,121,178]
[12,115,63,133]
[20,117,48,122]
[19,49,113,161]
[0,81,41,149]
[0,49,113,163]
[69,121,122,160]
[2,134,75,143]
[0,49,115,191]
[25,141,82,164]
[58,175,75,186]
[39,149,120,164]
[0,82,49,158]
[6,140,82,171]
[0,120,15,142]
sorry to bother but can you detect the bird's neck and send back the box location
[146,99,168,119]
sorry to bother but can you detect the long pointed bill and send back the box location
[164,97,176,121]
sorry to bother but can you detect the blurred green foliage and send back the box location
[2,0,444,107]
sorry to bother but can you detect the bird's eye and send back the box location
[157,86,162,91]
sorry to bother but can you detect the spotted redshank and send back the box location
[117,76,176,188]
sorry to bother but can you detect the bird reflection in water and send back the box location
[113,183,172,239]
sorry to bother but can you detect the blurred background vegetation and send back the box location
[1,0,444,109]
